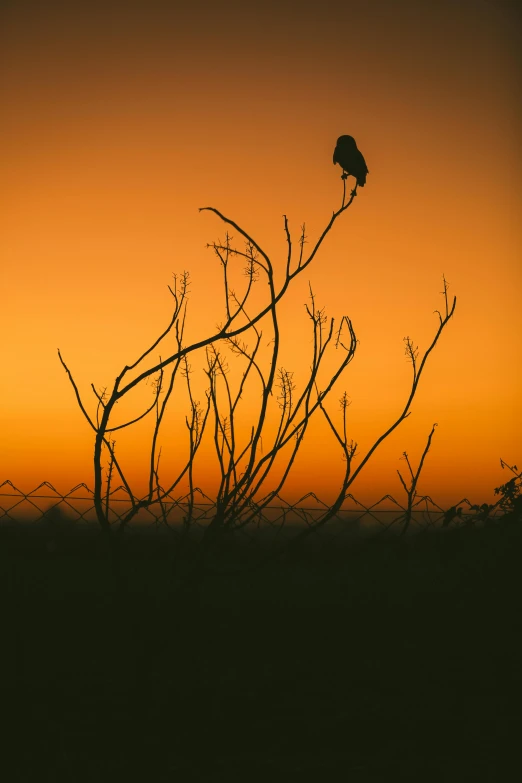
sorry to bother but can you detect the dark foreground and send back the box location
[1,518,521,781]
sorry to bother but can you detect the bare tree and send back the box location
[58,179,456,562]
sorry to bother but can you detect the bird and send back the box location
[333,135,369,187]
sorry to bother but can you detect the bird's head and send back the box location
[337,135,356,147]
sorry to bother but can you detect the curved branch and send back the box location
[58,350,97,433]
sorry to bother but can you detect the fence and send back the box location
[0,479,500,543]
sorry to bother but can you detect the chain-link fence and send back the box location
[0,478,501,543]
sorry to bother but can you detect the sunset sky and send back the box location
[1,0,521,510]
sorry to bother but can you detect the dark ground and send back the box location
[0,517,521,781]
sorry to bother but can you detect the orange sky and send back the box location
[1,0,521,509]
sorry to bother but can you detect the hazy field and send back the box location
[1,511,520,780]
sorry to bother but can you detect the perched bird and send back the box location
[333,135,369,187]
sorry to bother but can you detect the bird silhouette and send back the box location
[333,135,369,187]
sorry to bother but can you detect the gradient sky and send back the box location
[1,0,521,508]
